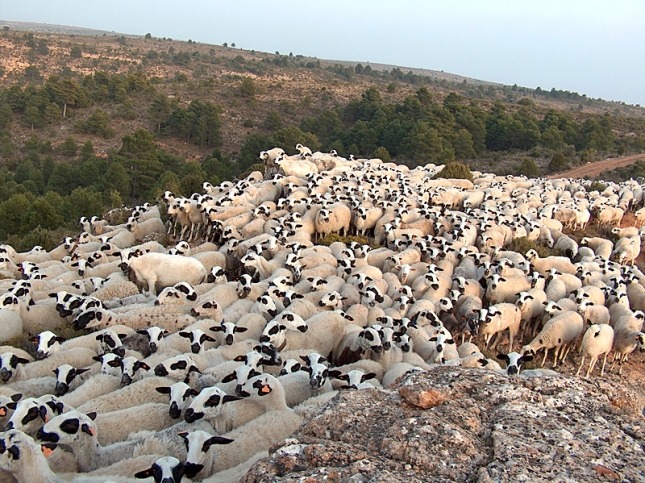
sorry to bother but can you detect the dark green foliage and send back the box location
[76,110,115,139]
[548,152,567,173]
[371,146,391,163]
[61,137,77,157]
[506,237,552,258]
[585,181,607,193]
[70,46,82,59]
[239,77,256,98]
[515,158,540,178]
[433,161,473,182]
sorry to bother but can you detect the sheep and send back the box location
[525,249,576,276]
[2,348,96,384]
[122,252,207,296]
[37,411,161,474]
[314,204,352,240]
[76,376,174,414]
[611,325,645,375]
[5,395,71,436]
[0,289,26,330]
[577,300,610,326]
[275,157,318,178]
[128,217,166,242]
[0,429,144,483]
[485,274,531,305]
[91,281,141,302]
[60,373,122,409]
[92,402,177,446]
[187,374,303,477]
[521,311,584,367]
[496,351,534,375]
[477,303,522,351]
[576,323,614,378]
[73,306,196,333]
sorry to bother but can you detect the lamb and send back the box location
[122,252,207,296]
[521,311,584,367]
[577,300,610,326]
[186,374,304,477]
[576,323,614,378]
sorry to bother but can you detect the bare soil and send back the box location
[549,154,645,180]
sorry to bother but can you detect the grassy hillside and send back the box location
[1,26,645,249]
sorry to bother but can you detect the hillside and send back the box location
[1,25,645,249]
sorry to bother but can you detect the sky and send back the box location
[3,0,644,106]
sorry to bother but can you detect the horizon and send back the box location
[1,1,644,106]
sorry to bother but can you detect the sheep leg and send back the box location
[586,357,597,378]
[541,348,549,367]
[600,353,609,376]
[575,355,585,377]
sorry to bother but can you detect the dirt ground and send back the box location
[549,153,645,180]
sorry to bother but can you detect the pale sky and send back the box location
[2,1,644,106]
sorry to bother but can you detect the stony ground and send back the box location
[242,367,645,483]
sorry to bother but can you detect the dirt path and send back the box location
[548,153,645,180]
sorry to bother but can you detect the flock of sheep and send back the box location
[0,144,644,483]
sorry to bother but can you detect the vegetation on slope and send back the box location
[0,29,645,249]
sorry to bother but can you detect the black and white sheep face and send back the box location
[206,266,226,284]
[274,312,308,333]
[259,321,286,348]
[155,288,185,306]
[137,326,168,354]
[0,353,29,384]
[135,456,187,483]
[190,299,220,318]
[181,431,234,479]
[0,430,39,472]
[37,411,97,446]
[95,353,123,378]
[30,331,65,360]
[73,307,109,330]
[429,333,456,362]
[5,398,47,432]
[497,352,533,375]
[222,364,262,397]
[209,323,247,347]
[302,362,329,390]
[280,359,302,376]
[184,387,240,423]
[154,355,201,383]
[358,327,383,354]
[256,295,279,318]
[0,394,21,420]
[156,381,198,419]
[0,294,20,312]
[119,357,151,386]
[53,364,89,397]
[330,369,377,390]
[179,329,217,353]
[95,329,127,356]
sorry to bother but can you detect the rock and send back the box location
[242,367,645,482]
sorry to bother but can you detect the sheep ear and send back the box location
[521,354,533,363]
[54,337,67,343]
[107,360,121,368]
[178,332,191,339]
[155,387,171,394]
[210,326,225,332]
[497,354,509,362]
[135,468,154,479]
[92,356,102,362]
[10,394,22,402]
[233,355,246,362]
[361,372,377,382]
[233,327,248,333]
[328,370,342,379]
[221,373,236,383]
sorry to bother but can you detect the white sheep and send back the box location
[123,252,207,296]
[521,311,584,367]
[576,323,614,378]
[477,303,522,351]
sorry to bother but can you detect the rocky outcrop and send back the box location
[243,367,645,482]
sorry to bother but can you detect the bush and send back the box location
[317,233,378,248]
[548,152,567,173]
[433,161,473,182]
[506,237,552,259]
[585,181,606,193]
[515,158,540,178]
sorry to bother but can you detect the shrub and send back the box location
[548,152,567,173]
[433,161,473,182]
[515,158,540,178]
[585,181,606,193]
[506,237,552,259]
